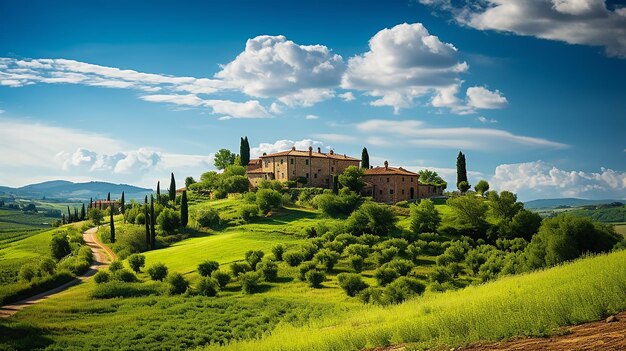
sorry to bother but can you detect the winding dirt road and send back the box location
[0,226,116,318]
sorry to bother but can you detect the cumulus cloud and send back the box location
[250,139,327,159]
[466,86,508,109]
[489,161,626,200]
[420,0,626,57]
[355,119,568,151]
[477,116,498,123]
[138,94,270,118]
[305,114,320,120]
[215,35,345,106]
[338,92,355,101]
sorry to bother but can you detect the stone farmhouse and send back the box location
[246,147,444,204]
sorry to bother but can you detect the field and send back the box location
[0,208,59,246]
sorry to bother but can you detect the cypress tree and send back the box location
[74,208,79,222]
[150,195,156,249]
[181,190,188,228]
[89,197,93,209]
[332,175,339,195]
[361,147,370,169]
[120,192,125,222]
[169,173,176,203]
[244,136,250,166]
[62,213,66,225]
[110,204,115,243]
[156,181,161,202]
[456,151,468,189]
[67,206,71,223]
[107,192,111,202]
[240,136,250,166]
[81,203,86,220]
[144,196,150,248]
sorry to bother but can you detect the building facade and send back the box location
[246,146,360,188]
[362,161,444,203]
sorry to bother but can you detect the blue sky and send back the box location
[0,0,624,201]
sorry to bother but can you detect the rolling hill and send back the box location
[524,198,625,209]
[0,180,152,202]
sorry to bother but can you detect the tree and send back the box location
[89,198,93,209]
[239,136,251,166]
[198,260,220,277]
[457,181,470,193]
[157,207,180,235]
[156,181,161,201]
[332,175,339,194]
[168,173,176,203]
[147,262,168,281]
[346,202,397,236]
[256,189,282,214]
[488,191,523,222]
[447,195,488,230]
[67,206,71,223]
[110,203,115,243]
[120,191,126,221]
[361,147,370,169]
[410,199,441,234]
[50,235,71,260]
[80,203,86,220]
[418,169,447,189]
[128,254,145,273]
[150,195,156,249]
[89,207,103,226]
[181,190,188,228]
[338,165,365,192]
[456,151,467,189]
[185,176,196,188]
[474,180,490,196]
[214,148,236,170]
[144,196,150,248]
[509,209,543,240]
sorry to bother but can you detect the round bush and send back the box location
[245,250,265,270]
[127,254,145,273]
[348,255,364,273]
[271,244,285,261]
[374,267,400,286]
[197,260,220,277]
[147,262,168,281]
[157,208,181,235]
[230,261,252,277]
[39,258,57,276]
[114,269,138,283]
[18,264,37,282]
[384,259,414,276]
[314,249,340,271]
[337,273,368,297]
[305,270,325,288]
[239,204,259,222]
[283,250,306,267]
[197,277,219,297]
[239,271,262,294]
[93,270,110,284]
[195,208,220,228]
[168,272,189,295]
[345,244,370,258]
[298,261,318,281]
[211,270,231,289]
[256,260,278,282]
[382,277,426,304]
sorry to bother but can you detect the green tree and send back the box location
[181,190,188,228]
[410,199,441,234]
[346,202,397,236]
[361,147,370,169]
[488,190,523,222]
[474,180,490,196]
[110,203,115,243]
[147,262,168,281]
[256,189,282,214]
[128,254,145,273]
[509,209,543,241]
[239,136,251,166]
[157,207,180,235]
[144,196,150,248]
[50,235,71,260]
[457,181,470,193]
[214,148,236,170]
[168,172,176,203]
[120,191,126,221]
[107,192,111,202]
[447,195,488,229]
[338,165,365,192]
[418,169,447,189]
[332,175,339,194]
[156,181,161,202]
[456,151,467,189]
[89,207,103,226]
[150,195,156,249]
[80,203,86,220]
[185,176,196,188]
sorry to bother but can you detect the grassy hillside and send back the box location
[210,250,626,351]
[0,208,59,245]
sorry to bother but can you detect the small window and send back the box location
[402,177,405,182]
[306,173,309,178]
[290,158,294,164]
[292,170,295,175]
[331,167,334,172]
[305,160,309,165]
[401,189,405,195]
[387,178,390,183]
[390,189,394,195]
[379,190,383,195]
[314,173,317,179]
[411,177,414,182]
[280,159,284,165]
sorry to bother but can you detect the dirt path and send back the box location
[369,313,626,351]
[0,226,116,318]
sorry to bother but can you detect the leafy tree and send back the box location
[410,199,441,234]
[337,273,368,296]
[147,262,168,281]
[256,259,279,281]
[168,173,176,203]
[120,191,125,220]
[361,147,370,169]
[474,180,490,196]
[214,148,236,170]
[305,270,325,288]
[198,260,220,277]
[185,176,196,188]
[456,151,467,189]
[375,267,400,286]
[314,249,340,271]
[150,195,156,249]
[332,175,339,194]
[245,250,265,270]
[240,271,262,294]
[488,191,523,221]
[230,261,252,276]
[109,260,123,272]
[211,270,231,289]
[50,235,71,260]
[114,269,138,283]
[509,209,543,240]
[167,273,189,295]
[181,190,188,228]
[338,166,365,192]
[447,195,488,229]
[195,208,220,228]
[157,207,181,235]
[197,277,219,296]
[272,244,285,261]
[457,181,470,193]
[256,189,282,213]
[418,169,447,189]
[93,270,110,284]
[128,254,145,273]
[110,204,115,243]
[346,202,397,236]
[348,255,364,272]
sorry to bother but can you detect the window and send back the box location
[411,177,414,183]
[387,178,390,183]
[314,173,317,179]
[306,173,309,178]
[290,158,294,164]
[402,177,405,182]
[379,190,383,195]
[280,159,283,165]
[305,159,309,165]
[401,189,405,195]
[292,170,295,175]
[390,189,394,195]
[331,167,334,172]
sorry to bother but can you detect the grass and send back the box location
[0,208,59,246]
[208,249,626,351]
[614,223,626,238]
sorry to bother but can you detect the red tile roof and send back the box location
[364,166,418,176]
[259,148,360,161]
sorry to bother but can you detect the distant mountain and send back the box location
[524,198,625,209]
[0,180,153,202]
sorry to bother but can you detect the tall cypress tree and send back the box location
[144,196,150,248]
[332,175,339,195]
[456,151,467,188]
[89,197,93,209]
[67,206,71,223]
[81,203,86,220]
[361,147,370,169]
[168,173,176,203]
[244,136,250,166]
[181,190,188,228]
[74,208,79,222]
[120,191,125,222]
[240,136,250,166]
[107,192,111,202]
[110,204,115,243]
[156,181,161,202]
[150,195,156,250]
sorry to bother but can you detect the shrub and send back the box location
[298,261,318,281]
[283,250,306,267]
[323,240,344,253]
[197,277,219,296]
[377,247,399,265]
[239,204,260,222]
[346,202,397,236]
[382,277,426,304]
[39,258,57,276]
[271,244,285,261]
[430,266,452,284]
[384,259,414,276]
[358,286,382,304]
[334,233,358,247]
[313,192,360,217]
[230,261,252,276]
[18,264,37,282]
[91,282,158,299]
[211,270,231,289]
[243,191,256,203]
[195,208,220,228]
[108,260,123,272]
[114,268,138,283]
[337,273,368,297]
[245,250,265,270]
[314,249,341,271]
[348,255,364,273]
[256,189,282,214]
[168,273,189,295]
[240,271,262,294]
[157,207,181,235]
[147,262,168,281]
[305,270,325,288]
[345,244,370,258]
[358,234,379,247]
[50,235,71,260]
[375,238,409,253]
[375,267,400,286]
[127,254,145,273]
[300,242,319,260]
[410,199,441,234]
[198,260,220,277]
[257,259,279,281]
[93,270,110,284]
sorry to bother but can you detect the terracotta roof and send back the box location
[259,148,360,161]
[176,187,186,193]
[246,169,272,174]
[246,159,263,173]
[363,166,419,176]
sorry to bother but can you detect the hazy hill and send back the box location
[524,198,625,209]
[0,180,152,202]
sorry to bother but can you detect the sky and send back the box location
[0,0,625,201]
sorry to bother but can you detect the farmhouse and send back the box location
[246,146,360,188]
[362,161,444,203]
[89,200,120,211]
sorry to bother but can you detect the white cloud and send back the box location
[338,92,355,101]
[477,116,498,123]
[250,139,327,159]
[421,0,626,58]
[466,86,508,109]
[139,94,271,118]
[489,161,626,200]
[215,35,345,105]
[305,114,320,120]
[315,133,358,143]
[355,119,568,151]
[0,109,4,114]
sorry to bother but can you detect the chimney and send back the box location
[262,152,267,156]
[291,146,296,151]
[384,160,389,170]
[343,154,346,158]
[330,150,334,155]
[308,146,313,156]
[370,166,373,169]
[317,147,321,153]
